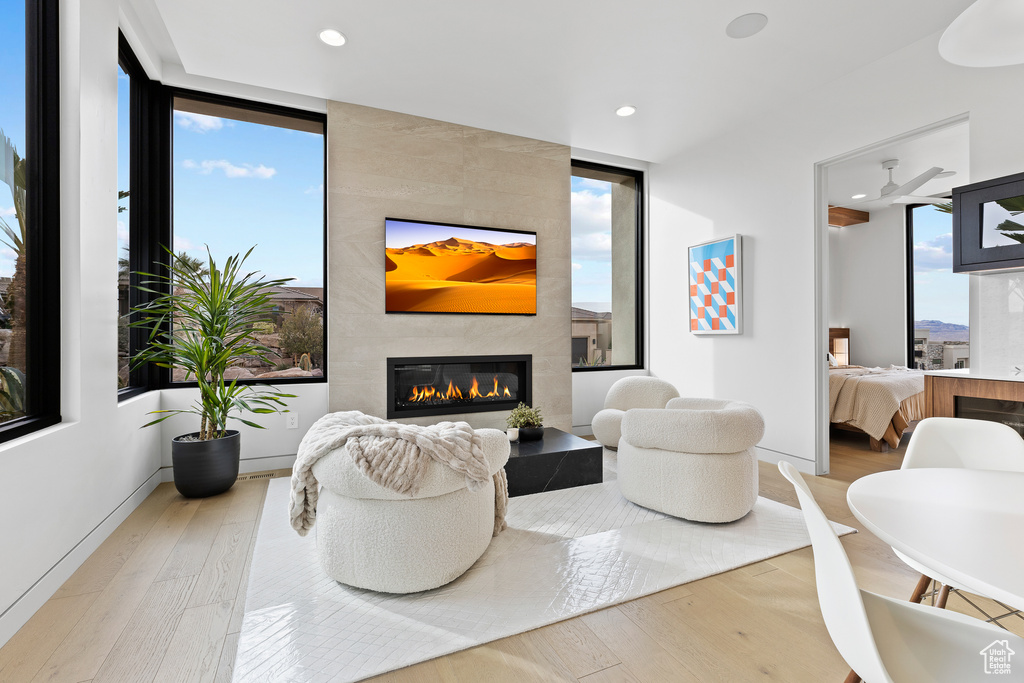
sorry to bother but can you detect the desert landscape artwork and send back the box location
[385,219,537,314]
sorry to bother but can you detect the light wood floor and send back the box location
[2,441,1021,683]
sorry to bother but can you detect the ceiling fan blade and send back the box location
[890,195,951,205]
[893,166,943,196]
[830,197,877,210]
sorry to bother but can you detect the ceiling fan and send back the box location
[844,159,954,208]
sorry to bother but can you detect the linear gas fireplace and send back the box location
[387,355,531,419]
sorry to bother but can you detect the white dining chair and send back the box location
[899,417,1024,606]
[779,461,1024,683]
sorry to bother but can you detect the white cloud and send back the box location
[305,183,324,195]
[174,111,228,133]
[914,232,954,271]
[117,220,129,243]
[571,262,582,271]
[574,177,611,191]
[0,206,14,218]
[174,235,196,252]
[571,189,613,262]
[182,159,276,179]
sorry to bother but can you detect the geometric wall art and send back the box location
[688,234,742,334]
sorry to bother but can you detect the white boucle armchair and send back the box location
[618,398,765,523]
[592,376,681,450]
[310,428,510,593]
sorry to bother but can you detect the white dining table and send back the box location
[846,468,1024,610]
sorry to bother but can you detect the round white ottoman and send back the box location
[310,428,509,593]
[618,398,765,523]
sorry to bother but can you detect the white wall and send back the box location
[648,30,1024,472]
[828,205,907,368]
[157,384,328,478]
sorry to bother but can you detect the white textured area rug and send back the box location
[234,479,854,682]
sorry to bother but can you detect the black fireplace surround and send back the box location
[387,355,532,419]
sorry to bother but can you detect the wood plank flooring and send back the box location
[2,440,1021,683]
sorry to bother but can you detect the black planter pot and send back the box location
[171,430,240,498]
[518,426,545,441]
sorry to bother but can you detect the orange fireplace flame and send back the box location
[407,375,513,403]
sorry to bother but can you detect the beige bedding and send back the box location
[829,366,925,446]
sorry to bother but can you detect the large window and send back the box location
[907,203,969,369]
[116,61,131,388]
[570,161,643,370]
[0,0,59,439]
[170,94,326,383]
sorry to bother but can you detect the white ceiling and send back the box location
[127,0,974,163]
[826,121,970,210]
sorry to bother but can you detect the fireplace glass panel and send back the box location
[388,355,531,418]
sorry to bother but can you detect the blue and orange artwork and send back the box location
[688,236,740,334]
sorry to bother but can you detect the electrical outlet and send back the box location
[286,412,299,429]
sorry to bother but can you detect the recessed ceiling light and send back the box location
[851,193,867,199]
[615,105,637,117]
[726,13,768,39]
[318,29,347,47]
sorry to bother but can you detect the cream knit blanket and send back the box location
[289,411,508,537]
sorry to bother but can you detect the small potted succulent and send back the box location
[130,246,296,498]
[507,402,544,441]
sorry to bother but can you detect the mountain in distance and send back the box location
[914,319,969,342]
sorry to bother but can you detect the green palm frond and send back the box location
[130,245,296,439]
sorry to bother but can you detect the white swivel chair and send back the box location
[898,417,1024,606]
[591,376,680,450]
[779,461,1024,683]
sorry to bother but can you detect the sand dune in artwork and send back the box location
[386,237,536,313]
[386,281,536,314]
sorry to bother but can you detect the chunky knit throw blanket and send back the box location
[289,411,508,537]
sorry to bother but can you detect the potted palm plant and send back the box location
[131,246,296,498]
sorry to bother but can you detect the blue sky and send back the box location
[170,109,324,286]
[570,176,613,311]
[0,0,26,281]
[911,204,969,325]
[385,220,534,249]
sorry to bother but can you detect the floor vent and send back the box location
[236,470,287,481]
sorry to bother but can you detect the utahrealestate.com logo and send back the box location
[981,640,1015,675]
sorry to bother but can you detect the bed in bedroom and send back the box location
[829,365,927,452]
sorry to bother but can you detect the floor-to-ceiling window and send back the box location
[907,203,970,369]
[170,94,326,382]
[0,0,59,439]
[570,161,643,370]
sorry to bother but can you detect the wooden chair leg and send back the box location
[843,669,862,683]
[909,574,932,603]
[936,584,952,609]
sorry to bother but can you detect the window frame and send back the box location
[161,87,328,390]
[905,199,956,369]
[570,159,645,372]
[0,0,62,441]
[118,32,172,401]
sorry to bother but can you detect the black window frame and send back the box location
[118,32,172,401]
[570,159,645,372]
[162,88,328,390]
[905,200,956,368]
[0,0,62,442]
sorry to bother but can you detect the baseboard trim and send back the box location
[0,468,163,647]
[158,453,297,482]
[756,447,816,475]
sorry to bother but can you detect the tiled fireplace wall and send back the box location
[327,101,572,430]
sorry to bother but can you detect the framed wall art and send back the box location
[688,234,742,334]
